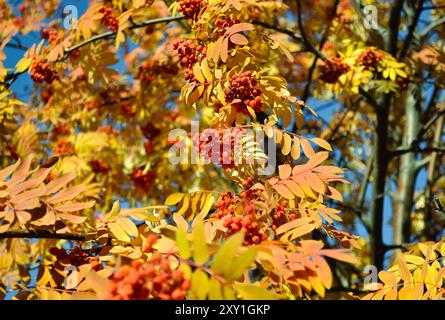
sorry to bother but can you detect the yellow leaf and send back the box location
[397,254,411,284]
[192,222,209,264]
[199,193,214,216]
[310,138,332,151]
[85,271,110,297]
[201,58,213,81]
[235,283,277,300]
[176,228,191,259]
[278,164,292,180]
[212,232,244,275]
[193,63,205,83]
[227,247,258,280]
[108,222,131,242]
[117,217,138,238]
[16,57,33,73]
[191,269,209,300]
[230,33,249,46]
[165,193,184,206]
[291,136,301,160]
[208,277,223,300]
[281,133,291,155]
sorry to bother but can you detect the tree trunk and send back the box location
[393,83,421,251]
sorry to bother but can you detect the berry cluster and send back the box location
[271,205,297,232]
[137,59,178,85]
[51,124,70,140]
[357,49,383,70]
[319,57,349,84]
[41,28,59,44]
[224,71,263,114]
[178,0,208,20]
[55,139,74,155]
[89,158,109,174]
[130,167,156,191]
[30,59,58,84]
[195,127,245,169]
[212,191,237,219]
[120,101,135,117]
[222,205,268,245]
[69,49,81,60]
[103,252,191,300]
[173,40,206,81]
[214,16,241,36]
[142,233,158,253]
[86,99,102,111]
[49,246,103,271]
[242,177,254,190]
[98,6,118,32]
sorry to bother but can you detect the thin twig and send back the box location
[0,230,88,240]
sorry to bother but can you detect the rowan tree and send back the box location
[0,0,445,300]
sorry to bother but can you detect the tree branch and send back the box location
[2,15,186,88]
[421,16,445,36]
[0,230,87,241]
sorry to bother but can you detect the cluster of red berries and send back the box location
[212,191,237,219]
[178,0,208,20]
[51,124,70,140]
[137,59,178,85]
[214,16,241,35]
[194,127,245,169]
[141,123,160,139]
[173,40,206,81]
[54,139,74,155]
[49,246,103,271]
[98,6,118,32]
[222,204,268,245]
[271,205,297,232]
[30,59,58,84]
[89,158,109,174]
[86,99,102,111]
[224,71,263,114]
[103,252,191,300]
[319,57,349,84]
[41,28,59,44]
[130,167,156,191]
[120,101,135,117]
[69,49,81,59]
[358,49,383,70]
[142,233,158,253]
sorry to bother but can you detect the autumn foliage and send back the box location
[1,0,445,301]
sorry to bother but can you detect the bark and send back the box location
[393,83,421,252]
